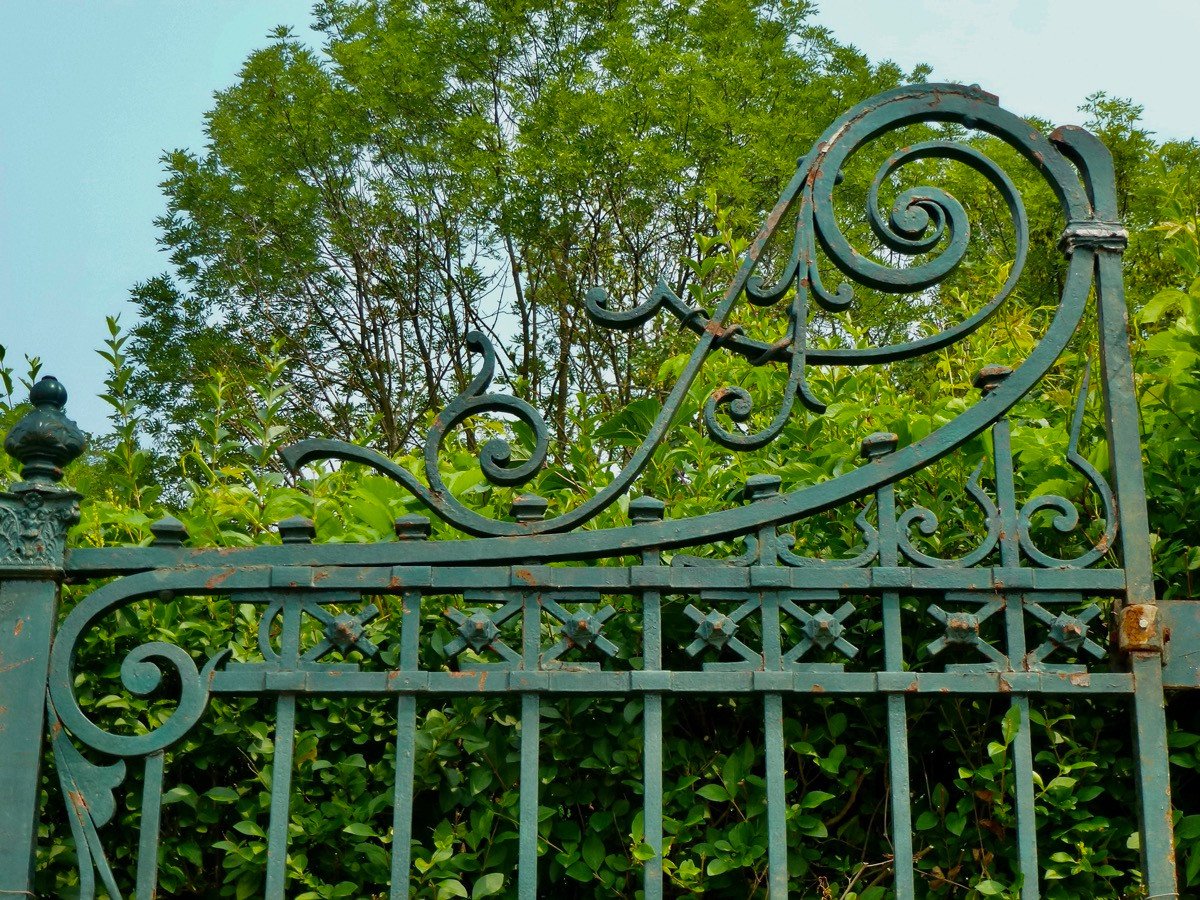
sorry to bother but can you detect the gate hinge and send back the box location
[1118,604,1162,653]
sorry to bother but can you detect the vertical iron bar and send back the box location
[872,451,915,898]
[1095,244,1155,603]
[883,689,912,894]
[0,378,84,894]
[390,590,421,900]
[642,649,664,900]
[518,692,540,899]
[761,590,788,898]
[265,592,302,899]
[1131,652,1176,898]
[0,578,59,893]
[991,407,1040,899]
[990,409,1020,568]
[136,751,165,900]
[518,592,541,898]
[1087,150,1174,891]
[1008,696,1039,900]
[0,378,81,896]
[1094,247,1175,885]
[265,694,297,899]
[634,499,666,900]
[746,492,789,899]
[390,698,416,899]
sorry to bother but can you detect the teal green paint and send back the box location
[1131,654,1177,898]
[875,460,915,897]
[763,694,788,897]
[1,84,1186,899]
[518,693,540,899]
[0,579,59,894]
[265,694,297,899]
[993,402,1041,898]
[0,377,81,895]
[518,594,541,899]
[761,594,788,896]
[390,590,421,899]
[136,751,165,900]
[638,511,666,900]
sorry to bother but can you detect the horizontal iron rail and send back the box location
[60,558,1129,592]
[206,668,1135,695]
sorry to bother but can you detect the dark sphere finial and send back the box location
[3,376,86,484]
[29,376,68,409]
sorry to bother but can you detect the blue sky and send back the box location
[1,0,1197,434]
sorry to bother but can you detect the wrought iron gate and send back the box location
[0,83,1191,897]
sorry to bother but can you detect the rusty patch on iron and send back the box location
[1119,604,1160,652]
[514,568,536,587]
[810,684,824,693]
[13,618,22,637]
[0,656,32,674]
[205,569,235,590]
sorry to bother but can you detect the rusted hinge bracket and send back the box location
[1118,603,1161,653]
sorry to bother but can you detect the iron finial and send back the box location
[149,515,188,547]
[629,495,665,524]
[511,494,548,524]
[394,514,431,541]
[276,515,316,544]
[743,474,782,502]
[3,376,86,484]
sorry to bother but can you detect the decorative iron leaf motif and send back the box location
[0,487,79,567]
[48,701,126,900]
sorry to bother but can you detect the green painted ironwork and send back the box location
[0,82,1190,897]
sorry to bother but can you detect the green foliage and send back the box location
[14,252,1199,897]
[4,4,1199,898]
[127,0,923,461]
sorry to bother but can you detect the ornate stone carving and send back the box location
[0,486,80,568]
[1,376,85,568]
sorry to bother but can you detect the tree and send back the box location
[129,0,923,457]
[10,5,1199,895]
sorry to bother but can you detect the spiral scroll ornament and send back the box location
[897,461,1002,568]
[49,574,230,758]
[1017,366,1117,568]
[282,83,1108,550]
